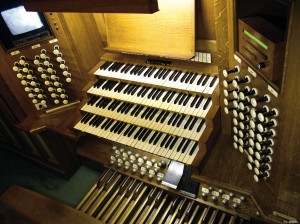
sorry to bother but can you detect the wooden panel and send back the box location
[22,0,158,13]
[195,0,216,40]
[104,0,195,59]
[276,0,300,207]
[0,185,102,224]
[57,13,105,78]
[212,0,300,221]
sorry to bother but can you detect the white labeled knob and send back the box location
[223,66,240,77]
[53,49,60,56]
[254,171,270,182]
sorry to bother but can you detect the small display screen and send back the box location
[1,5,43,36]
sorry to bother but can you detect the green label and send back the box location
[243,29,269,50]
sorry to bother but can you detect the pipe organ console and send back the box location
[0,0,299,223]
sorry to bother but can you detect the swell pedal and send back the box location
[161,160,184,189]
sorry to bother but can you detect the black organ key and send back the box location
[145,108,155,120]
[180,72,189,83]
[141,107,151,119]
[174,71,182,81]
[174,93,183,104]
[82,113,93,124]
[128,125,138,137]
[154,69,162,78]
[123,64,133,74]
[156,110,165,122]
[111,101,121,111]
[182,139,191,153]
[149,131,159,144]
[197,74,205,85]
[153,132,163,145]
[115,122,126,134]
[168,113,177,125]
[172,114,181,127]
[130,65,140,74]
[162,91,172,102]
[195,96,204,108]
[179,93,188,105]
[177,114,186,127]
[101,119,111,129]
[189,117,198,130]
[165,135,174,148]
[124,124,134,136]
[134,127,144,139]
[88,95,100,105]
[136,65,145,75]
[118,102,128,113]
[169,70,178,81]
[189,73,198,84]
[184,116,193,129]
[104,119,115,130]
[130,105,141,116]
[143,67,153,77]
[162,69,171,79]
[161,111,170,123]
[95,116,106,127]
[157,69,166,79]
[137,86,146,97]
[190,95,200,107]
[209,76,218,87]
[155,89,165,100]
[167,91,176,103]
[185,72,194,83]
[124,103,133,114]
[177,138,187,152]
[148,88,157,99]
[152,89,161,99]
[93,78,106,88]
[170,136,179,149]
[147,67,157,77]
[100,61,112,70]
[141,87,151,97]
[196,119,205,132]
[203,97,212,110]
[142,129,152,142]
[138,128,148,140]
[183,94,192,106]
[201,75,210,86]
[189,142,198,155]
[89,115,99,126]
[135,105,145,116]
[116,101,126,113]
[160,134,171,147]
[110,121,121,132]
[107,62,116,71]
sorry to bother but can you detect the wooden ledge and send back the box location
[0,185,101,224]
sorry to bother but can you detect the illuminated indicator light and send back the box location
[243,29,269,50]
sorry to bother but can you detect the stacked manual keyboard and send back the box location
[74,59,220,166]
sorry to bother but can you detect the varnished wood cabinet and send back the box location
[21,0,159,13]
